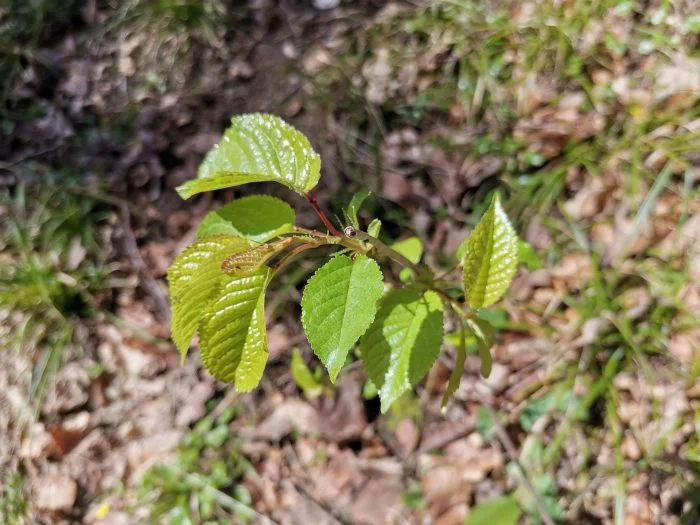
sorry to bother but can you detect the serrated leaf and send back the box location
[302,254,384,382]
[197,195,296,243]
[466,316,496,377]
[359,288,444,413]
[391,236,423,264]
[463,194,518,308]
[199,269,270,390]
[168,235,250,359]
[346,191,371,228]
[470,318,496,370]
[177,114,321,199]
[221,237,295,276]
[464,495,522,525]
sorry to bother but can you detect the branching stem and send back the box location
[304,192,343,237]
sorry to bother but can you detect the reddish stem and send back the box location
[304,192,342,237]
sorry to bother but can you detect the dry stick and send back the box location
[118,205,171,325]
[65,188,171,325]
[483,404,556,525]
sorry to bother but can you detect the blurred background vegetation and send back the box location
[0,0,698,524]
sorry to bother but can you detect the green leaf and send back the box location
[441,320,466,409]
[291,348,323,399]
[476,406,496,439]
[168,235,250,359]
[360,288,444,413]
[518,240,542,270]
[391,236,423,264]
[199,269,270,390]
[177,114,321,199]
[367,218,382,237]
[456,235,469,262]
[362,379,378,400]
[463,194,518,308]
[302,254,384,382]
[346,191,371,228]
[464,496,522,525]
[466,316,496,377]
[197,195,296,243]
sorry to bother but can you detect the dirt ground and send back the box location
[1,1,699,524]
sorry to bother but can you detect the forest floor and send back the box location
[0,1,699,524]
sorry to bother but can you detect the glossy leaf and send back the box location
[302,254,384,382]
[168,235,250,359]
[197,195,296,243]
[199,269,270,390]
[360,288,443,413]
[177,114,321,199]
[463,194,518,308]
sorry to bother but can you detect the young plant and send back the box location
[168,113,519,412]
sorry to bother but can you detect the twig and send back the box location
[344,227,419,273]
[305,191,343,237]
[65,188,171,325]
[484,404,556,525]
[119,205,171,325]
[416,417,475,454]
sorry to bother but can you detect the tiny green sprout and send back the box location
[168,113,521,412]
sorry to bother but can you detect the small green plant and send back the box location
[169,113,519,412]
[137,406,255,523]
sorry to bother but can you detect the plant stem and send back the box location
[346,229,419,273]
[304,192,343,237]
[271,242,324,273]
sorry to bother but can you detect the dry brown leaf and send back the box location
[33,474,78,513]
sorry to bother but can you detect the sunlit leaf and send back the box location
[360,288,443,412]
[302,254,384,382]
[197,195,295,243]
[177,114,321,198]
[463,194,518,308]
[168,236,250,359]
[199,269,270,390]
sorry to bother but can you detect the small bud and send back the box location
[344,226,356,237]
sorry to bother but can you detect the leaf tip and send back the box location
[175,183,193,200]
